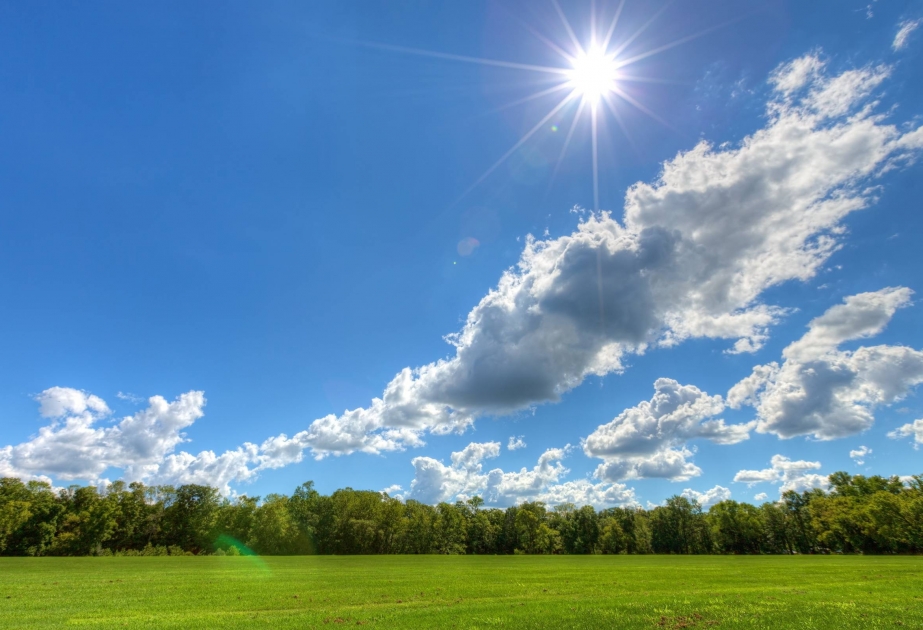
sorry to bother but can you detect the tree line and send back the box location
[1,472,920,557]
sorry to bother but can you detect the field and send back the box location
[1,556,921,629]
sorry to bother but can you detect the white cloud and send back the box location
[6,52,923,493]
[734,454,830,496]
[754,492,769,502]
[893,19,921,51]
[888,419,923,446]
[36,386,110,419]
[278,52,922,461]
[2,388,206,482]
[584,378,752,481]
[381,484,403,498]
[507,435,526,450]
[729,288,923,440]
[406,441,501,504]
[849,445,872,465]
[402,442,635,508]
[1,388,275,494]
[116,391,144,404]
[769,54,825,95]
[534,478,637,509]
[680,485,731,509]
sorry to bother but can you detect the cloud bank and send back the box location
[402,441,637,508]
[3,51,923,493]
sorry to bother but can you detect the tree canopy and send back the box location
[1,473,920,556]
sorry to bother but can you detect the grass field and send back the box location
[1,556,921,629]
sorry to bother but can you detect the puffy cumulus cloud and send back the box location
[276,51,923,462]
[584,378,752,482]
[753,492,769,502]
[1,388,284,495]
[534,479,637,509]
[35,387,110,419]
[729,288,923,440]
[406,442,501,504]
[147,446,260,496]
[483,447,572,506]
[734,455,830,495]
[888,419,923,447]
[2,388,205,482]
[680,485,731,509]
[849,445,872,465]
[402,442,635,508]
[893,19,921,51]
[507,436,527,451]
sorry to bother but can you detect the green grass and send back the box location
[1,556,921,629]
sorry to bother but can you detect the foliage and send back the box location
[0,472,920,556]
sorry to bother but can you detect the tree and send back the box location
[708,500,764,554]
[161,484,221,553]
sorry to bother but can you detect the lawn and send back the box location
[0,556,921,629]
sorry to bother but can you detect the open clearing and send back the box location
[1,556,921,629]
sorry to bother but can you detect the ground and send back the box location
[1,556,921,629]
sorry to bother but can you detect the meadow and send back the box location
[1,556,921,629]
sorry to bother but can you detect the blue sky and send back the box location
[2,0,922,508]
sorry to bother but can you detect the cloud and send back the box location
[403,442,635,508]
[507,436,527,451]
[406,441,501,504]
[849,445,872,465]
[893,19,921,51]
[734,454,829,495]
[2,388,206,482]
[381,484,403,498]
[280,51,922,461]
[116,391,144,404]
[680,485,731,509]
[584,378,752,482]
[729,288,923,440]
[36,387,110,419]
[1,388,280,494]
[888,419,923,447]
[5,52,923,493]
[754,492,769,502]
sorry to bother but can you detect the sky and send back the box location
[1,0,923,509]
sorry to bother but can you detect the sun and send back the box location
[568,45,618,106]
[362,2,710,211]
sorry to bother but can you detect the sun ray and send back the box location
[590,0,597,44]
[591,105,600,211]
[610,84,679,134]
[615,74,689,86]
[547,98,587,193]
[353,40,570,75]
[614,17,744,70]
[453,90,579,204]
[552,0,586,56]
[488,82,574,116]
[351,2,723,207]
[602,93,642,159]
[518,20,577,64]
[601,0,627,51]
[610,1,672,60]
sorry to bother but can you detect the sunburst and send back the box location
[358,1,728,211]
